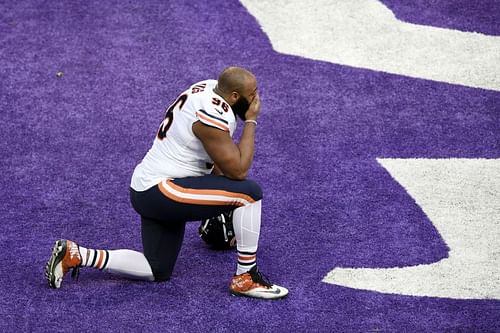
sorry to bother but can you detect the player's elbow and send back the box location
[235,171,248,180]
[218,159,249,180]
[226,171,247,181]
[224,168,248,181]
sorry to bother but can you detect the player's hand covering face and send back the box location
[244,93,260,121]
[232,95,251,120]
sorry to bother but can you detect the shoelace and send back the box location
[69,243,81,261]
[249,267,272,288]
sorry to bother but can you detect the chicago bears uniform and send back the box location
[46,69,288,300]
[128,79,265,282]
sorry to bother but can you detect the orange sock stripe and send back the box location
[238,255,257,261]
[96,250,104,269]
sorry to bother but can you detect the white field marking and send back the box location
[322,159,500,300]
[240,0,500,91]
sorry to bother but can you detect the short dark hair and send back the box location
[217,67,254,94]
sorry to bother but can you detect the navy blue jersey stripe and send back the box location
[198,109,229,125]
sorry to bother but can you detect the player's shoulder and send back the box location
[188,79,235,132]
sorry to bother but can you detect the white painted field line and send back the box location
[241,0,500,91]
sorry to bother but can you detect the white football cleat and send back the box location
[45,240,82,289]
[229,266,288,300]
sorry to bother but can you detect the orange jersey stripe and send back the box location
[166,180,255,204]
[196,112,230,132]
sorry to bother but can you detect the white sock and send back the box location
[233,200,262,275]
[79,246,154,281]
[105,250,154,281]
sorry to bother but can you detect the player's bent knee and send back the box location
[153,271,171,282]
[244,179,263,202]
[150,264,173,282]
[144,257,175,281]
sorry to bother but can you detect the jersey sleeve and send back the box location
[195,106,230,132]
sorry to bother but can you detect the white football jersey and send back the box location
[131,80,237,191]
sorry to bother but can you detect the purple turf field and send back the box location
[1,1,499,332]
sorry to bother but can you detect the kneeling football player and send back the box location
[46,67,288,300]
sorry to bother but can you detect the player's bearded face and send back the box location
[232,95,250,120]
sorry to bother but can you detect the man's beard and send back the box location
[232,96,250,120]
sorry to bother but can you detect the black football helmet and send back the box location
[198,211,236,250]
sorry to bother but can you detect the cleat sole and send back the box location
[229,288,289,300]
[45,240,67,289]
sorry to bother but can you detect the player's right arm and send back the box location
[193,95,260,180]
